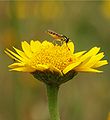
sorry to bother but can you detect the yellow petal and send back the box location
[80,47,100,61]
[74,67,103,73]
[21,41,32,57]
[5,48,22,62]
[93,60,108,68]
[10,66,36,72]
[74,51,86,57]
[42,40,54,48]
[81,52,104,68]
[13,47,26,57]
[13,47,29,62]
[4,50,21,62]
[30,40,41,52]
[67,41,74,53]
[35,64,49,71]
[8,62,25,68]
[63,62,81,74]
[48,65,63,76]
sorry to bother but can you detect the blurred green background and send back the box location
[0,0,110,120]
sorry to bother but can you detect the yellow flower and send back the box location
[5,40,108,85]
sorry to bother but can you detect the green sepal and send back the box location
[32,70,77,86]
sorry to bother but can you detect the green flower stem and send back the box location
[46,84,60,120]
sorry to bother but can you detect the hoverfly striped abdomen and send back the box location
[46,30,70,44]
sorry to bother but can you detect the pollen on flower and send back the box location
[30,44,74,71]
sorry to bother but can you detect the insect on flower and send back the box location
[46,30,70,44]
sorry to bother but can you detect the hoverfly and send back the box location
[46,30,70,44]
